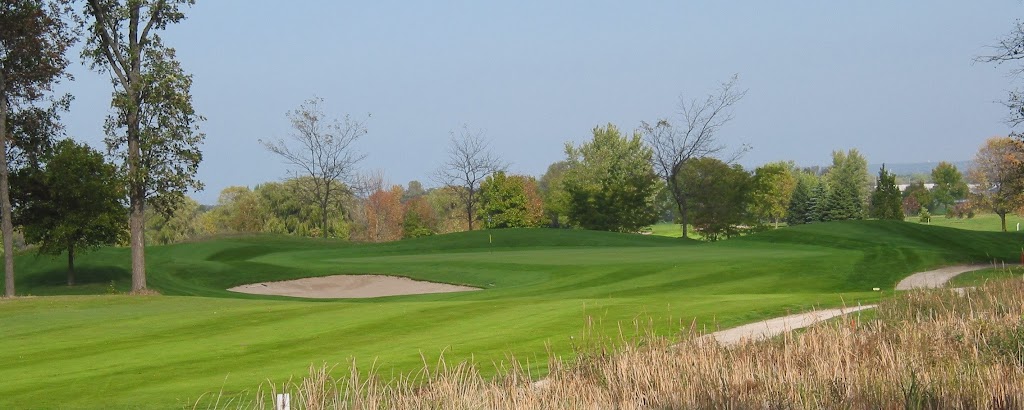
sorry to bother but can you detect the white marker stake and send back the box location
[275,393,290,410]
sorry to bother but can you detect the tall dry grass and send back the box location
[201,278,1024,409]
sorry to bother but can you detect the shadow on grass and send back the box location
[19,265,131,295]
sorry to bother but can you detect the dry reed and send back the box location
[202,276,1024,409]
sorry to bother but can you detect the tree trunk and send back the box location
[0,74,13,298]
[1000,211,1008,233]
[466,188,475,231]
[129,192,146,290]
[668,176,688,239]
[679,203,689,238]
[127,4,147,292]
[67,242,75,286]
[321,197,329,238]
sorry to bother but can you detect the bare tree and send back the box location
[640,75,747,238]
[434,126,507,231]
[261,97,367,238]
[977,20,1024,128]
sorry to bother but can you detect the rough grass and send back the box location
[207,277,1024,409]
[1,221,1021,407]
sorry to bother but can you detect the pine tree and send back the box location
[786,177,811,226]
[869,165,903,220]
[807,183,829,223]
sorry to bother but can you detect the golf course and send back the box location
[0,220,1018,408]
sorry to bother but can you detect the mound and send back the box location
[228,275,480,299]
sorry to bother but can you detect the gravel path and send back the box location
[698,305,876,346]
[699,264,992,346]
[894,264,991,290]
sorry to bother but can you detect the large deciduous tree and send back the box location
[262,97,366,239]
[640,75,746,238]
[434,126,506,231]
[970,136,1024,232]
[930,161,969,211]
[749,161,796,228]
[676,157,751,241]
[83,0,204,292]
[478,172,544,229]
[869,165,903,220]
[1,0,74,297]
[13,139,126,285]
[363,185,404,243]
[538,161,569,227]
[563,124,659,232]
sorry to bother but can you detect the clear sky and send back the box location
[55,1,1024,204]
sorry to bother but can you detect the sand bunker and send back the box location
[228,275,480,299]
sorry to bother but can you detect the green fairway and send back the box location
[906,212,1024,232]
[0,221,1021,408]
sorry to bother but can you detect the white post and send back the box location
[1016,222,1019,232]
[275,393,290,410]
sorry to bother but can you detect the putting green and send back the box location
[0,220,1020,408]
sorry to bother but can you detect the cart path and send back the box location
[895,264,992,290]
[697,305,876,346]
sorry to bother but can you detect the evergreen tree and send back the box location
[786,172,816,225]
[807,183,829,223]
[869,165,903,220]
[824,149,870,220]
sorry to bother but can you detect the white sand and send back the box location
[227,275,480,299]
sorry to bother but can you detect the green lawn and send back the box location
[906,212,1024,232]
[0,221,1020,408]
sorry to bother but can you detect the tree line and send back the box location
[1,1,1022,297]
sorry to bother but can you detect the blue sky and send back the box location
[57,1,1023,204]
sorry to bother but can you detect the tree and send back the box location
[1,0,74,296]
[83,0,204,292]
[786,171,821,225]
[902,181,932,212]
[869,165,903,220]
[425,186,468,234]
[824,149,870,221]
[434,126,507,231]
[749,161,796,228]
[261,97,366,239]
[402,180,426,202]
[144,196,205,245]
[902,195,921,217]
[807,181,829,223]
[640,75,746,238]
[402,196,436,239]
[676,157,751,240]
[13,139,126,285]
[970,136,1024,232]
[478,172,544,229]
[203,186,265,234]
[930,162,969,211]
[563,124,660,232]
[977,21,1024,128]
[538,161,570,227]
[363,185,404,242]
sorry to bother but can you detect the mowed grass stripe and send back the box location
[0,222,1021,407]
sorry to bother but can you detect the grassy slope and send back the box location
[0,222,1020,408]
[906,212,1024,232]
